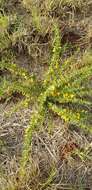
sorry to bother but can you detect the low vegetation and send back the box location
[0,0,92,189]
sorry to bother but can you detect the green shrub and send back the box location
[19,22,92,181]
[0,2,92,187]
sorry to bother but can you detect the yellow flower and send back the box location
[63,93,75,99]
[22,72,27,78]
[76,113,80,120]
[70,94,75,98]
[63,93,68,98]
[30,78,34,83]
[52,91,60,97]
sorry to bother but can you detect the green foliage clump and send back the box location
[0,1,92,187]
[19,22,92,180]
[47,50,92,132]
[44,22,61,87]
[0,59,35,97]
[0,13,10,50]
[19,22,61,179]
